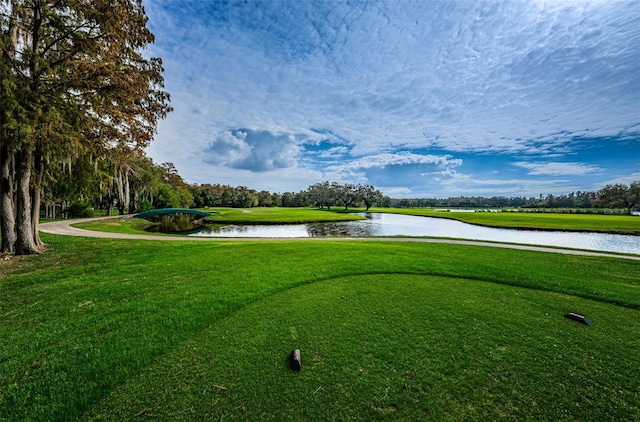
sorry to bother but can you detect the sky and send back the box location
[142,0,639,198]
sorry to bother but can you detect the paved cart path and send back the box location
[39,216,640,261]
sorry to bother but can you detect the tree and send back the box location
[191,185,214,208]
[307,181,338,210]
[158,162,193,208]
[258,190,272,207]
[337,183,358,210]
[597,182,640,215]
[128,156,163,214]
[280,192,295,207]
[357,184,383,211]
[270,192,281,207]
[1,0,171,254]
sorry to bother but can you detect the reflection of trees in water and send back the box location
[146,214,200,233]
[198,225,250,235]
[188,221,381,237]
[307,222,378,237]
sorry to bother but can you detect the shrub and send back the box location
[67,200,94,218]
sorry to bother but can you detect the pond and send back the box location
[188,213,640,254]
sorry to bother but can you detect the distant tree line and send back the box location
[391,182,639,215]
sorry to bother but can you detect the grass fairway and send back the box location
[205,207,365,224]
[1,234,639,420]
[85,275,639,421]
[73,216,158,235]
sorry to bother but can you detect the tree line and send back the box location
[191,181,638,215]
[190,181,385,211]
[391,182,640,214]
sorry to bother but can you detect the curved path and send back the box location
[40,215,640,261]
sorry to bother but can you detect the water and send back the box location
[188,212,640,254]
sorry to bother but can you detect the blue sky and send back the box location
[143,0,639,198]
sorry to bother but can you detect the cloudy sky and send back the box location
[143,0,639,198]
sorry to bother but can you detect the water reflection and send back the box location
[189,213,640,254]
[306,221,378,237]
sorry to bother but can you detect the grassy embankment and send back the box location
[1,226,639,420]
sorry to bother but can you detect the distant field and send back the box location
[2,234,639,420]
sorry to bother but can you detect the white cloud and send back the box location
[327,152,462,172]
[598,172,640,188]
[513,161,600,176]
[143,0,640,197]
[204,129,301,172]
[204,130,251,164]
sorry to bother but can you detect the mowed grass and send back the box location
[204,207,365,224]
[73,217,158,235]
[365,207,640,234]
[1,234,639,420]
[86,275,639,421]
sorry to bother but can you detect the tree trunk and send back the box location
[15,148,39,255]
[123,171,130,214]
[131,188,139,214]
[106,195,112,216]
[0,144,17,253]
[31,149,45,246]
[0,2,19,253]
[116,170,126,214]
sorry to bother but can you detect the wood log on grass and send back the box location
[565,312,592,326]
[291,349,301,371]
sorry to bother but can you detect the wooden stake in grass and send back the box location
[291,349,301,372]
[565,312,592,326]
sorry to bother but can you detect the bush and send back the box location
[136,198,154,213]
[67,200,94,218]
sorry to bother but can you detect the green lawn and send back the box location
[73,216,159,235]
[87,275,639,421]
[203,207,365,224]
[1,233,639,420]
